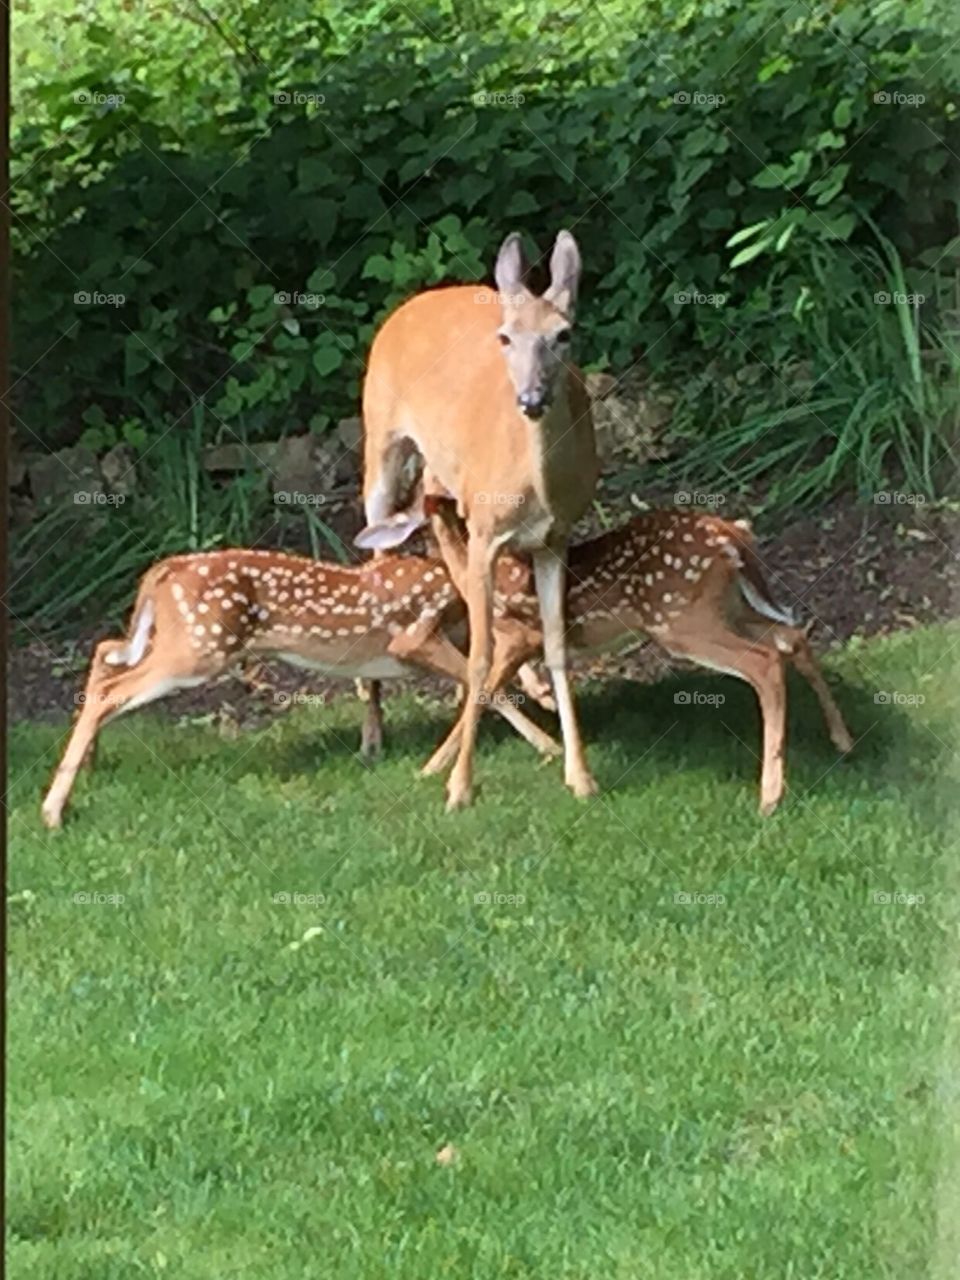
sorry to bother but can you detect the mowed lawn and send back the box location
[7,625,959,1280]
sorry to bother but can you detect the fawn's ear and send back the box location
[354,511,426,551]
[543,230,581,317]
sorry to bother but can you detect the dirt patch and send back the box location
[9,492,958,733]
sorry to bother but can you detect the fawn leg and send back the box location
[42,644,204,829]
[789,634,854,754]
[417,624,560,776]
[356,679,384,760]
[389,625,559,772]
[666,624,787,816]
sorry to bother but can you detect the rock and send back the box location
[203,442,284,473]
[585,371,618,401]
[203,433,358,503]
[101,444,138,496]
[28,447,102,507]
[336,416,363,453]
[591,389,673,464]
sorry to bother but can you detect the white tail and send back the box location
[357,229,599,809]
[40,548,561,829]
[423,506,855,815]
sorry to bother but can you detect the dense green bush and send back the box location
[11,0,960,486]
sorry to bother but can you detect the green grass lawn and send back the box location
[8,625,959,1279]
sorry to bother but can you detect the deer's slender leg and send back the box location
[665,624,787,816]
[788,634,854,754]
[42,644,206,829]
[388,620,559,771]
[357,679,384,760]
[418,621,559,776]
[533,546,597,799]
[443,533,498,810]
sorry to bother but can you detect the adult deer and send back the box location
[356,230,599,809]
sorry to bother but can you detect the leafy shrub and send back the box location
[11,0,960,489]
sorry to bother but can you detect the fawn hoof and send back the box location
[445,778,474,811]
[759,795,781,817]
[833,731,855,755]
[41,801,63,830]
[360,735,382,763]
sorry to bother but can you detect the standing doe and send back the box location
[356,230,599,809]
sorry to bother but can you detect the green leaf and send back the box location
[505,190,539,216]
[726,221,769,248]
[730,237,773,268]
[247,284,276,309]
[752,166,789,189]
[361,253,394,283]
[312,344,343,376]
[832,99,853,129]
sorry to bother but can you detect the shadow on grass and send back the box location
[18,661,947,836]
[239,664,946,811]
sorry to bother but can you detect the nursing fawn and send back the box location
[423,504,854,815]
[40,548,557,829]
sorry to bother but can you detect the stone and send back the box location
[585,371,618,401]
[335,416,363,453]
[28,446,102,507]
[100,443,138,496]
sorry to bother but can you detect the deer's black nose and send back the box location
[518,390,549,418]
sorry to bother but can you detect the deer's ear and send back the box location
[354,511,426,551]
[494,231,530,299]
[543,230,581,317]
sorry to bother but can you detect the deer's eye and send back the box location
[497,332,511,347]
[554,328,571,344]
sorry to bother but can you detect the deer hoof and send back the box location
[567,772,599,799]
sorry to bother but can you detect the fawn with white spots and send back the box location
[41,510,852,827]
[39,546,558,829]
[356,229,599,810]
[415,501,854,815]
